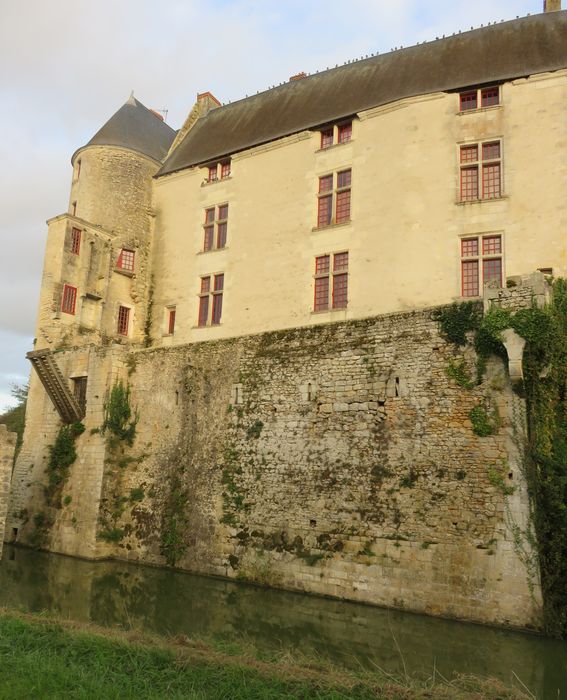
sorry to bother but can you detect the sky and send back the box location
[0,0,542,412]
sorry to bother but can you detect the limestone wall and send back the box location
[0,425,16,557]
[7,305,541,628]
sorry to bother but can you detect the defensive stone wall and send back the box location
[6,305,542,629]
[0,425,16,557]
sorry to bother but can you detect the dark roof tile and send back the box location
[158,11,567,177]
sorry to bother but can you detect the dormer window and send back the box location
[318,121,352,149]
[207,165,218,182]
[205,160,231,183]
[459,86,500,111]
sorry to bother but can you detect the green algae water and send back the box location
[0,546,565,699]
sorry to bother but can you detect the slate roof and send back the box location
[72,96,176,164]
[158,10,567,177]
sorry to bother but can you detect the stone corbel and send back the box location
[501,328,526,381]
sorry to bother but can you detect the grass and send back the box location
[0,608,530,700]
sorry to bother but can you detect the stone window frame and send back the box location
[318,119,353,150]
[459,232,504,298]
[458,139,503,203]
[459,85,500,112]
[61,284,77,315]
[202,204,229,252]
[203,159,232,184]
[116,248,135,273]
[316,168,352,228]
[117,304,131,336]
[313,251,349,312]
[197,273,224,327]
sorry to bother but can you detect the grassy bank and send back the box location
[0,609,528,699]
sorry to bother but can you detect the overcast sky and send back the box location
[0,0,541,412]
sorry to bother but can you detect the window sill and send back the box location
[311,307,348,315]
[193,324,223,329]
[312,220,352,233]
[457,105,502,116]
[315,140,354,154]
[162,333,174,338]
[197,246,229,255]
[201,176,232,187]
[456,196,507,206]
[114,268,135,277]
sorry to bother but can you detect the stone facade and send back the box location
[7,306,541,629]
[0,425,16,557]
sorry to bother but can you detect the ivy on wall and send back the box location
[433,281,567,637]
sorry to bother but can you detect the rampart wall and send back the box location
[6,306,542,628]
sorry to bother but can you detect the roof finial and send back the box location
[127,91,136,105]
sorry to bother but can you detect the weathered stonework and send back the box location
[0,425,16,557]
[7,306,541,629]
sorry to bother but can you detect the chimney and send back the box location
[544,0,561,11]
[289,72,307,82]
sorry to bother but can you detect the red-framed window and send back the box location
[203,204,228,251]
[314,252,349,311]
[459,141,501,202]
[459,86,500,111]
[117,248,135,271]
[168,308,176,335]
[205,159,231,182]
[317,169,352,227]
[71,227,81,255]
[460,234,503,297]
[337,122,352,143]
[61,284,77,315]
[198,273,224,326]
[117,306,130,335]
[320,128,333,149]
[207,165,218,182]
[319,121,352,149]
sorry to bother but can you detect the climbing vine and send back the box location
[435,281,567,636]
[101,381,138,447]
[46,422,85,507]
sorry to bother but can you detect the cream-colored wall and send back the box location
[150,69,567,346]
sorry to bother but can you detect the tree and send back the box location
[0,383,28,461]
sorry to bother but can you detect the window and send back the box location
[319,121,352,149]
[317,169,351,227]
[198,274,224,326]
[205,160,231,182]
[61,284,77,315]
[203,204,228,251]
[167,307,176,335]
[314,252,349,311]
[207,165,218,182]
[72,377,87,413]
[320,129,333,149]
[117,248,135,272]
[460,234,503,297]
[71,201,77,216]
[338,122,352,143]
[75,159,81,180]
[459,86,500,111]
[459,141,501,202]
[117,305,130,335]
[71,227,81,255]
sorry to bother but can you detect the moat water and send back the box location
[0,546,565,699]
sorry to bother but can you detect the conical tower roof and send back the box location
[73,95,176,164]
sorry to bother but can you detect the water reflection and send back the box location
[1,546,565,699]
